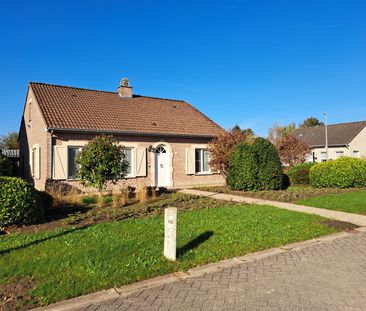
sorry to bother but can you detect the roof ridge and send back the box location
[327,120,366,127]
[29,81,116,95]
[133,94,186,102]
[294,120,366,131]
[29,82,186,102]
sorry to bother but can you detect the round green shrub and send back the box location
[288,162,315,185]
[227,143,258,190]
[251,138,284,190]
[227,138,285,191]
[310,157,366,188]
[0,177,45,226]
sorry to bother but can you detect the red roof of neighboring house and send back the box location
[29,82,224,138]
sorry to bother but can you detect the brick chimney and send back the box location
[117,78,133,98]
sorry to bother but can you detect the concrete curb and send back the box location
[31,229,363,311]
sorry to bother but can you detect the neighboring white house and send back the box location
[292,121,366,163]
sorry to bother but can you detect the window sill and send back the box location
[195,172,212,176]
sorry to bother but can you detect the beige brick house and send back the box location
[292,121,366,162]
[19,78,225,191]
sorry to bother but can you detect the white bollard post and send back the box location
[164,207,177,261]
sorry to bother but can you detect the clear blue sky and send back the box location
[1,0,365,137]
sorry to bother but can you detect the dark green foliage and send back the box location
[299,117,324,128]
[251,138,284,190]
[227,143,257,190]
[0,177,44,226]
[288,162,315,185]
[103,195,113,204]
[81,196,98,204]
[227,138,284,190]
[282,174,291,188]
[310,157,366,188]
[0,153,12,176]
[35,190,53,212]
[76,135,129,191]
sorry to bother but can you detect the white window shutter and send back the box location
[29,148,33,176]
[135,147,147,177]
[35,146,41,179]
[53,146,67,180]
[185,148,195,175]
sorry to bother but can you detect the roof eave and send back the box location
[310,144,348,148]
[47,127,218,139]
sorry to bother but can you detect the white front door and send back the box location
[155,145,171,187]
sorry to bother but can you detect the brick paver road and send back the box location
[78,230,366,311]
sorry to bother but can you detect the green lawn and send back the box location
[297,190,366,215]
[0,204,341,308]
[199,185,363,203]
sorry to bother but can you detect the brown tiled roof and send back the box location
[292,121,366,147]
[29,82,224,137]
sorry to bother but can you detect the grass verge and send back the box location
[296,191,366,215]
[199,185,365,203]
[0,203,349,309]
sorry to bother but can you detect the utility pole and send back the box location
[323,113,328,161]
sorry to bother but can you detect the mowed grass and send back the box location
[0,204,339,307]
[199,185,363,203]
[297,190,366,215]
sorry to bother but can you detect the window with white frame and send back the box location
[353,150,360,158]
[123,148,134,177]
[195,149,210,174]
[320,152,327,162]
[335,151,344,159]
[68,147,83,179]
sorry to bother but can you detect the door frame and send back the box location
[151,142,173,187]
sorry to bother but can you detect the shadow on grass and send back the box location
[177,231,213,258]
[45,204,91,222]
[0,225,90,256]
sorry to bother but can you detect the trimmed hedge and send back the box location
[310,157,366,188]
[227,138,285,191]
[288,162,315,185]
[0,177,45,226]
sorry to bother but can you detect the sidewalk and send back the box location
[179,189,366,227]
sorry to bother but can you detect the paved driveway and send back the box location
[78,230,366,311]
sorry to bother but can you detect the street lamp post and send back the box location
[323,113,328,161]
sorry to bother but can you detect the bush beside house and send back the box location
[76,135,129,192]
[227,137,285,191]
[207,126,253,177]
[0,177,45,226]
[310,157,366,188]
[288,162,315,185]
